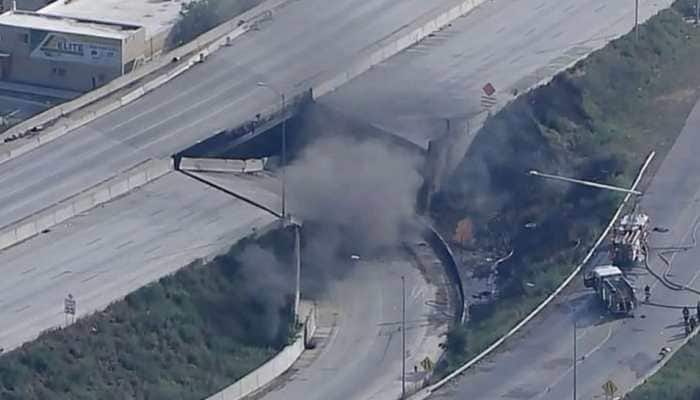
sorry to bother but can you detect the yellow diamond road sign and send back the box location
[602,380,618,396]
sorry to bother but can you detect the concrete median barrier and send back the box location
[179,157,268,174]
[0,158,173,252]
[120,88,145,106]
[243,158,267,173]
[206,301,316,400]
[180,157,246,173]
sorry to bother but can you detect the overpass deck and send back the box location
[323,0,672,150]
[0,0,460,233]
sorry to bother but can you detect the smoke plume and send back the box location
[235,243,293,344]
[286,134,424,255]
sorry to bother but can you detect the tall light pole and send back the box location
[528,170,643,196]
[634,0,639,41]
[257,82,296,323]
[256,81,287,220]
[573,317,577,400]
[401,275,406,398]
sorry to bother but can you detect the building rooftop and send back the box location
[0,11,139,39]
[38,0,183,39]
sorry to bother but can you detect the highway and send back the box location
[0,0,683,398]
[253,246,450,400]
[0,171,276,352]
[0,0,462,231]
[429,100,700,399]
[324,0,672,149]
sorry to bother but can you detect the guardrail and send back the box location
[0,0,292,165]
[411,151,656,399]
[423,224,466,324]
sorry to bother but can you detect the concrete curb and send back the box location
[205,302,317,400]
[0,158,173,252]
[410,152,656,399]
[0,0,291,165]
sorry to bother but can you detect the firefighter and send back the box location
[683,307,690,325]
[644,285,651,302]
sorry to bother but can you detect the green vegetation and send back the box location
[0,228,295,400]
[170,0,261,48]
[627,336,700,400]
[434,0,700,375]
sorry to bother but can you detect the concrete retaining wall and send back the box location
[0,158,172,252]
[180,157,268,174]
[424,224,466,324]
[206,302,316,400]
[0,0,292,165]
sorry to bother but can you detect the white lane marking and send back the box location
[535,325,614,398]
[133,90,258,150]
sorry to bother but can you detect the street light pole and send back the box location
[573,318,577,400]
[256,82,295,322]
[281,93,286,220]
[634,0,639,41]
[256,81,287,220]
[401,275,406,398]
[528,170,643,196]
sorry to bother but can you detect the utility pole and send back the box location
[256,81,287,220]
[401,275,406,398]
[573,318,577,400]
[281,93,287,220]
[293,223,301,324]
[634,0,639,41]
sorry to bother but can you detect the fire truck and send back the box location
[609,210,649,268]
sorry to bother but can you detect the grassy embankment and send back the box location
[626,335,700,400]
[433,0,700,375]
[0,228,295,400]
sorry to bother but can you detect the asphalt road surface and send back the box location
[253,249,450,400]
[0,172,276,352]
[0,0,461,231]
[323,0,673,149]
[187,171,455,399]
[429,100,700,400]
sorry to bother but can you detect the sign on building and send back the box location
[31,31,120,66]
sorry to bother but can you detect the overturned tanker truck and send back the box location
[584,265,637,316]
